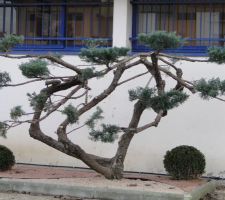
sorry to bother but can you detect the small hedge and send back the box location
[0,145,15,171]
[163,145,205,180]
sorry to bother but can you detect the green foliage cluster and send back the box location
[86,107,104,129]
[208,47,225,64]
[150,90,189,112]
[0,71,11,86]
[62,104,79,124]
[85,107,120,143]
[0,145,15,171]
[85,39,108,48]
[129,87,189,112]
[129,87,155,102]
[48,52,63,59]
[89,124,120,143]
[10,106,25,120]
[195,78,225,99]
[27,92,48,110]
[80,47,129,66]
[19,59,49,78]
[78,68,103,81]
[0,122,8,138]
[138,31,183,51]
[0,34,24,52]
[163,145,205,180]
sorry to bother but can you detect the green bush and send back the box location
[0,145,15,171]
[163,145,205,180]
[138,31,183,51]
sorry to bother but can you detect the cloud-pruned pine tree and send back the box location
[0,32,224,179]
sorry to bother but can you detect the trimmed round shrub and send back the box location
[0,145,15,171]
[163,145,205,180]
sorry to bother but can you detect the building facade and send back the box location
[0,0,225,54]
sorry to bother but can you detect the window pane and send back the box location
[0,0,113,49]
[66,5,113,47]
[136,4,225,47]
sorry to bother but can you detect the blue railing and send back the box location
[14,37,112,53]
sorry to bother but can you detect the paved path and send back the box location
[0,192,61,200]
[0,192,96,200]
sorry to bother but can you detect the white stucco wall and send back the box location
[0,55,225,177]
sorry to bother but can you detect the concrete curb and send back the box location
[0,179,217,200]
[184,180,217,200]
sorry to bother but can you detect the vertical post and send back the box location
[112,0,132,48]
[3,0,6,33]
[60,0,66,48]
[10,6,13,34]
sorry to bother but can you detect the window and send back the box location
[132,2,225,53]
[0,0,113,51]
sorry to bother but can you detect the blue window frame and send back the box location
[131,0,225,55]
[0,0,113,53]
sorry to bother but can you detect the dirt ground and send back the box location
[0,164,208,193]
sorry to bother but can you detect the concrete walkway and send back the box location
[0,165,218,200]
[0,192,60,200]
[0,192,99,200]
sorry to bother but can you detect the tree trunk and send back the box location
[110,101,146,179]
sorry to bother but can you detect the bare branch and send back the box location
[2,76,74,87]
[52,89,88,100]
[39,85,82,122]
[78,66,125,116]
[117,71,149,86]
[215,97,225,102]
[1,54,82,74]
[158,57,179,71]
[158,66,196,93]
[159,53,209,62]
[135,110,164,133]
[67,124,87,135]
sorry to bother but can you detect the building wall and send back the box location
[0,56,225,177]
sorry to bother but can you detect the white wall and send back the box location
[0,56,225,177]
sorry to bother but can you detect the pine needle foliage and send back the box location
[27,92,48,110]
[79,68,105,81]
[85,39,108,48]
[0,71,11,87]
[86,107,104,130]
[129,87,189,111]
[89,124,120,143]
[150,90,189,112]
[208,47,225,64]
[0,34,24,52]
[62,104,79,124]
[19,59,49,78]
[129,87,155,102]
[195,78,225,99]
[80,47,130,66]
[10,106,25,120]
[48,52,62,59]
[0,122,8,138]
[138,31,183,51]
